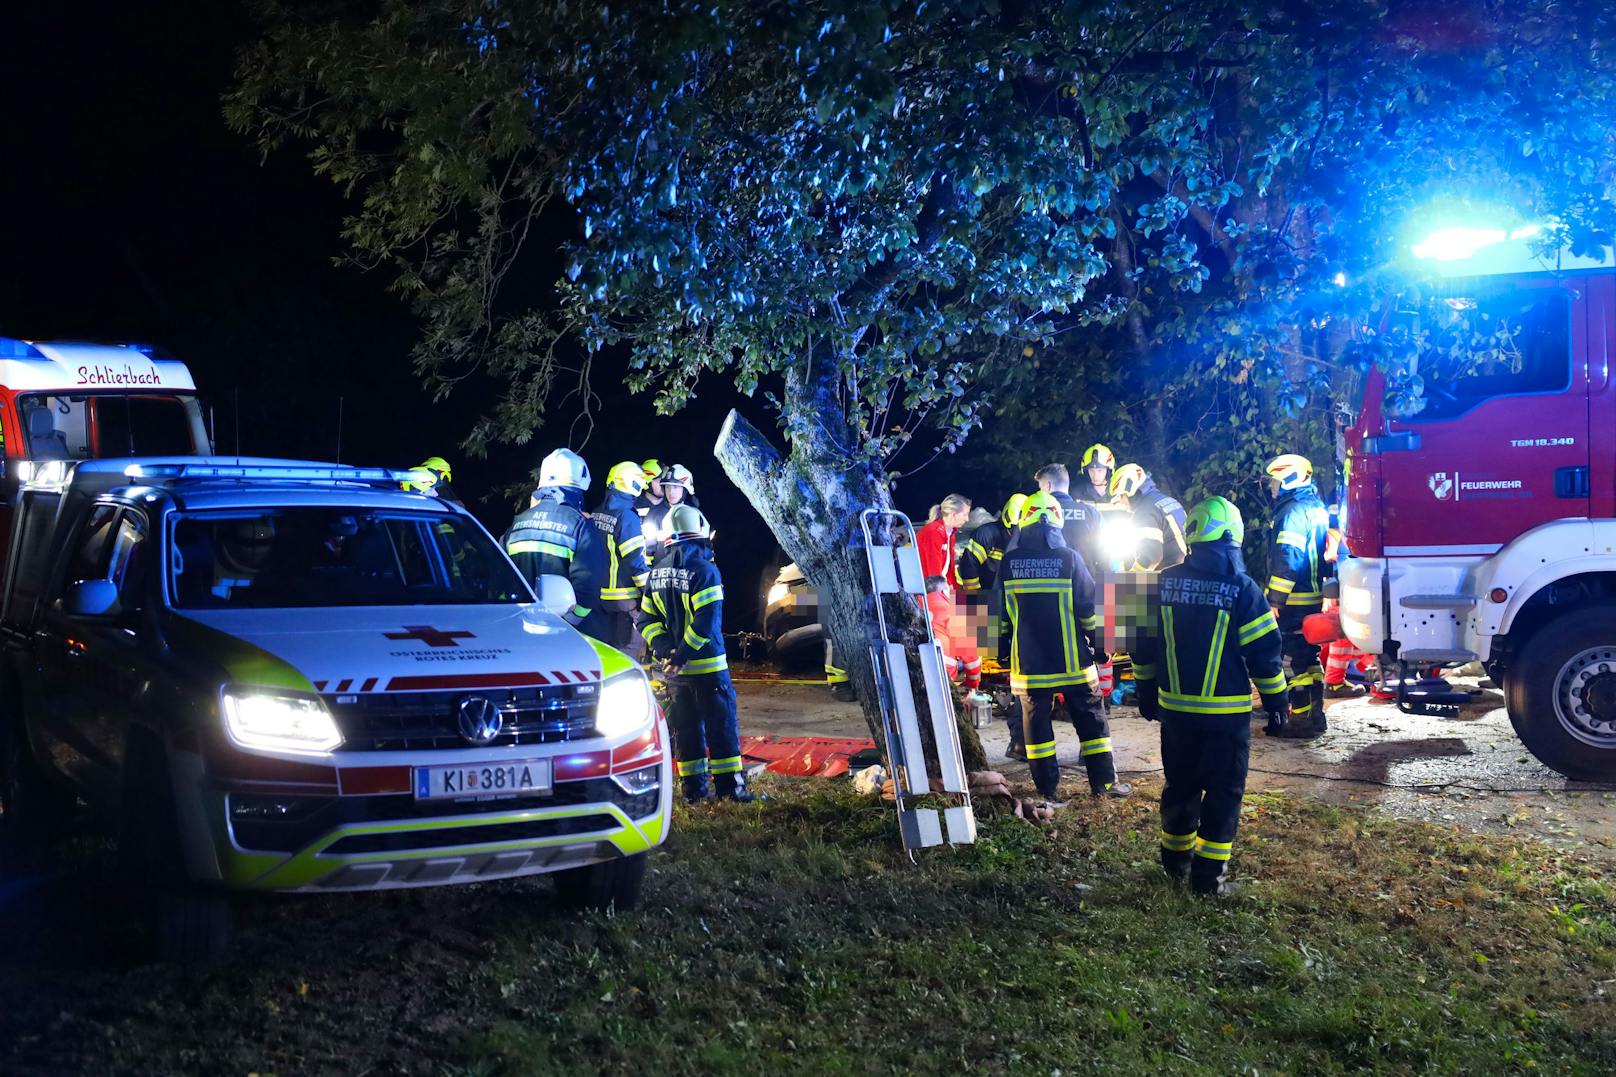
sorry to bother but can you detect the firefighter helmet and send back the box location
[1109,463,1148,499]
[1019,491,1062,528]
[1265,453,1314,492]
[1184,496,1244,546]
[606,460,647,496]
[1000,492,1029,528]
[539,448,591,490]
[219,518,277,576]
[401,455,452,494]
[1080,443,1116,471]
[640,458,663,483]
[660,463,694,495]
[666,504,711,543]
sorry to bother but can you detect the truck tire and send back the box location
[1506,608,1616,781]
[122,732,233,963]
[553,852,648,912]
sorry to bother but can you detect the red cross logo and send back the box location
[384,625,476,647]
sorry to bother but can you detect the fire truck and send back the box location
[1339,228,1616,780]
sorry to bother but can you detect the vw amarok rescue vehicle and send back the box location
[1340,232,1616,780]
[0,458,671,959]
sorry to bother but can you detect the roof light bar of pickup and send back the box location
[121,463,416,484]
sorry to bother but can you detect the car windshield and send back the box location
[18,392,204,459]
[168,508,532,608]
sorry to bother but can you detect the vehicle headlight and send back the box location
[766,582,789,605]
[220,688,343,753]
[596,669,654,739]
[1100,519,1139,563]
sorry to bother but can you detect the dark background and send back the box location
[0,1,995,630]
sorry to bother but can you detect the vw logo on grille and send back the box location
[457,696,504,745]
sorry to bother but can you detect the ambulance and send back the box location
[1338,226,1616,779]
[0,457,672,959]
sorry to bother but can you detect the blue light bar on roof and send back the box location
[123,463,409,484]
[0,337,46,359]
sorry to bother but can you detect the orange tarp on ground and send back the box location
[739,735,878,778]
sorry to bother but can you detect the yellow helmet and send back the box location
[1185,496,1244,545]
[607,460,647,496]
[640,458,663,483]
[1080,444,1115,471]
[1265,453,1314,492]
[1019,491,1062,527]
[417,456,451,481]
[1000,492,1029,528]
[402,456,451,494]
[1109,463,1148,499]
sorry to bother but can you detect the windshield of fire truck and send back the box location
[1398,284,1572,421]
[17,393,206,460]
[168,508,533,609]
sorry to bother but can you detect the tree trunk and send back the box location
[714,398,988,775]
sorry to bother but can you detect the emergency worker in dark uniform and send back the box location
[1134,496,1287,896]
[956,493,1026,594]
[640,506,753,802]
[1077,444,1116,506]
[997,492,1130,801]
[591,461,651,654]
[1034,463,1103,575]
[1109,464,1188,571]
[502,448,610,639]
[1263,454,1332,738]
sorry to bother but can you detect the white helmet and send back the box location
[538,448,591,490]
[667,504,711,543]
[660,463,694,495]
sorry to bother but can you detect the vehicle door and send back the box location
[1375,276,1590,558]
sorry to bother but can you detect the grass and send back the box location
[4,778,1616,1075]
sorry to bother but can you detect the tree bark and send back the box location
[714,404,988,775]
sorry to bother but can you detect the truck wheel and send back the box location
[553,852,648,912]
[1506,608,1616,781]
[122,732,234,963]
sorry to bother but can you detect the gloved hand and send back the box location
[1137,686,1159,721]
[1086,633,1110,667]
[1263,707,1287,736]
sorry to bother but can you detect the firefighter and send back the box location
[591,461,651,655]
[401,456,461,505]
[956,492,1026,593]
[998,492,1131,800]
[825,640,854,701]
[1264,453,1333,738]
[503,449,610,639]
[1134,496,1287,896]
[1109,464,1188,571]
[1078,444,1116,506]
[633,458,664,518]
[640,505,753,802]
[642,463,696,555]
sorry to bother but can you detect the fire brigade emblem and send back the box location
[1427,472,1454,500]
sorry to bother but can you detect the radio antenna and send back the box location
[233,387,241,464]
[335,396,345,465]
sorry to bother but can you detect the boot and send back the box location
[1161,849,1191,883]
[714,773,758,803]
[1005,735,1027,762]
[1325,680,1365,697]
[1278,681,1326,739]
[1092,780,1133,799]
[1190,855,1236,897]
[680,775,712,803]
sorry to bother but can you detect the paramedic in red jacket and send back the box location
[916,494,972,591]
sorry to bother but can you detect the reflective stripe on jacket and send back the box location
[957,518,1013,592]
[591,489,649,604]
[1266,485,1331,609]
[503,488,606,619]
[996,522,1100,692]
[641,541,728,678]
[1133,541,1287,719]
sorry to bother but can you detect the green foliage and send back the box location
[228,1,1616,515]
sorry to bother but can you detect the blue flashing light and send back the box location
[0,337,46,359]
[1412,223,1542,262]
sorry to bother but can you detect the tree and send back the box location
[229,0,1616,746]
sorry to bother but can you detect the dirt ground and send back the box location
[736,675,1616,857]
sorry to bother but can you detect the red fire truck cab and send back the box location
[0,338,210,585]
[1339,232,1616,779]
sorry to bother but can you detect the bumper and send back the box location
[187,723,673,893]
[1338,555,1488,662]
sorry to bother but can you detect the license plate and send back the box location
[414,759,552,800]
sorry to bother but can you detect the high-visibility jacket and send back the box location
[640,541,728,678]
[1132,479,1188,571]
[956,518,1015,592]
[1133,540,1287,719]
[915,517,957,585]
[1266,485,1331,611]
[591,488,649,605]
[1050,490,1104,574]
[503,487,606,623]
[996,522,1101,692]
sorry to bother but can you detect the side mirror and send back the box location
[64,578,119,618]
[536,574,578,617]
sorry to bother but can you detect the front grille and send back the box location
[329,685,598,751]
[228,777,658,852]
[324,815,618,854]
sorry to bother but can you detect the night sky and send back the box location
[0,1,1003,629]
